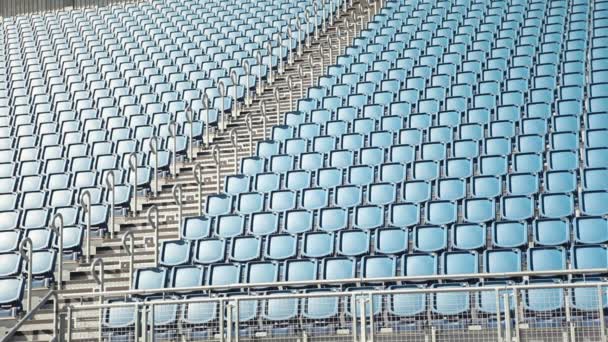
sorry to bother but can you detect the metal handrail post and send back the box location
[218,81,227,133]
[105,171,116,238]
[147,205,159,265]
[148,137,159,197]
[277,34,284,75]
[243,61,251,107]
[212,145,221,194]
[128,152,138,215]
[274,88,281,125]
[287,76,294,112]
[193,163,204,216]
[19,237,33,312]
[229,128,239,174]
[296,19,303,57]
[168,121,178,177]
[287,27,294,65]
[231,71,240,118]
[91,258,104,342]
[172,184,183,230]
[298,64,305,98]
[122,231,135,288]
[261,101,268,140]
[186,106,194,161]
[80,190,92,264]
[51,214,64,291]
[203,93,211,147]
[255,51,263,95]
[265,41,274,86]
[245,114,254,157]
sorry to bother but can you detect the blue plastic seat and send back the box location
[283,259,317,283]
[159,240,191,267]
[321,257,356,281]
[442,251,479,275]
[169,266,205,289]
[431,283,470,316]
[539,193,574,218]
[463,198,495,223]
[425,201,457,225]
[245,262,279,285]
[413,225,447,252]
[230,236,261,262]
[284,210,313,234]
[207,263,240,286]
[301,187,329,210]
[571,245,608,270]
[574,216,608,244]
[451,223,486,250]
[133,268,167,290]
[194,239,225,265]
[527,247,567,272]
[523,279,564,313]
[337,230,370,256]
[580,190,608,216]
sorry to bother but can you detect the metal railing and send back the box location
[63,267,608,301]
[61,282,608,342]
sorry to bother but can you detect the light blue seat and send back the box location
[484,248,522,274]
[442,251,479,275]
[425,201,457,225]
[501,195,534,221]
[571,245,608,270]
[527,247,567,271]
[463,198,495,223]
[402,253,438,277]
[413,225,447,252]
[580,190,608,216]
[451,223,486,250]
[574,216,608,244]
[337,230,370,256]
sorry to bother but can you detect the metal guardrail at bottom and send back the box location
[62,282,608,342]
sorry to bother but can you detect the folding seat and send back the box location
[501,195,534,221]
[0,252,21,277]
[412,160,439,181]
[236,192,264,215]
[458,123,483,140]
[321,257,356,281]
[580,190,608,216]
[336,230,370,257]
[132,267,167,290]
[244,261,279,286]
[207,263,241,286]
[230,236,262,262]
[283,259,317,283]
[586,147,608,168]
[516,134,545,153]
[299,152,324,171]
[398,128,423,147]
[462,197,496,223]
[361,256,397,280]
[215,215,244,239]
[413,225,447,252]
[300,187,328,211]
[451,139,478,159]
[527,247,567,272]
[483,249,522,274]
[0,193,18,212]
[316,168,342,189]
[224,175,250,196]
[192,238,225,265]
[449,221,486,250]
[179,215,211,241]
[506,173,539,196]
[430,283,470,316]
[571,245,608,270]
[478,155,508,176]
[253,172,280,193]
[367,182,396,206]
[442,251,479,275]
[205,194,232,217]
[470,175,501,198]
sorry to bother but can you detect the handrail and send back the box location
[286,76,294,112]
[147,205,159,265]
[121,231,135,289]
[276,33,284,75]
[90,258,104,342]
[60,267,608,300]
[218,80,226,133]
[295,18,303,57]
[50,213,63,291]
[255,51,263,95]
[128,152,138,214]
[203,93,211,147]
[148,137,159,197]
[105,171,116,238]
[79,190,92,264]
[168,120,178,177]
[297,64,305,98]
[230,70,240,118]
[265,41,274,86]
[0,290,58,342]
[193,162,204,216]
[286,27,294,65]
[19,237,33,312]
[243,60,252,107]
[260,99,268,140]
[245,114,254,156]
[211,145,221,194]
[172,184,183,230]
[273,88,281,125]
[185,105,194,161]
[229,128,239,174]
